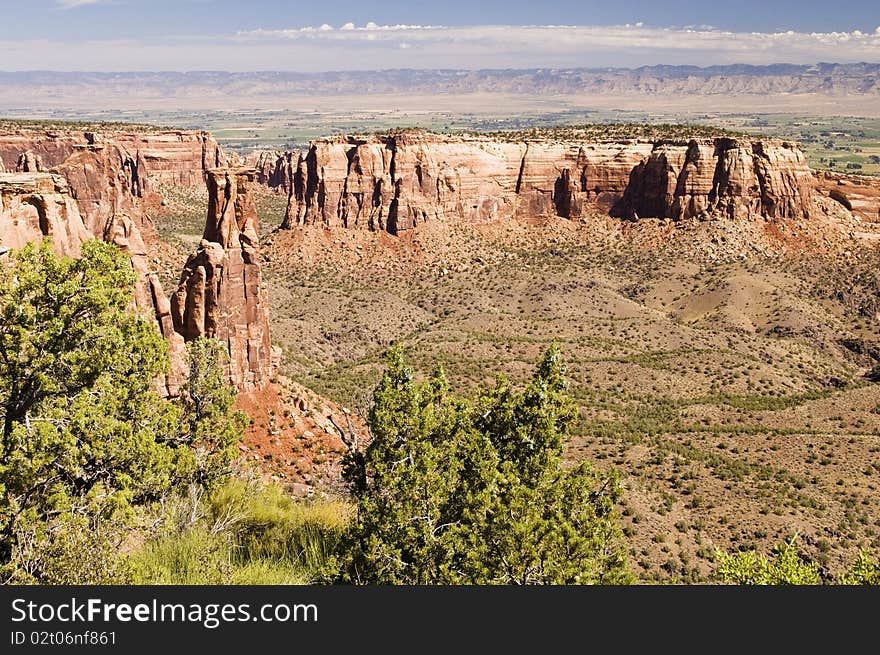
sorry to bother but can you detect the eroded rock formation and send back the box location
[0,129,225,188]
[0,127,234,392]
[0,172,91,257]
[0,172,187,395]
[53,141,158,236]
[813,171,880,222]
[244,150,296,193]
[104,213,188,396]
[281,132,815,233]
[15,150,44,173]
[172,168,274,391]
[0,129,278,394]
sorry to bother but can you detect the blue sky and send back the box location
[1,0,879,70]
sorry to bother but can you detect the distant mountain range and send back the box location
[1,63,878,98]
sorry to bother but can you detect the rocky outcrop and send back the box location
[0,129,224,188]
[281,132,814,233]
[813,171,880,222]
[15,150,44,172]
[172,168,274,391]
[244,150,296,193]
[130,131,226,186]
[0,128,227,246]
[53,141,158,236]
[0,172,91,257]
[103,213,188,396]
[0,130,277,395]
[0,172,186,395]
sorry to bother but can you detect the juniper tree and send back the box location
[335,344,630,584]
[0,239,245,582]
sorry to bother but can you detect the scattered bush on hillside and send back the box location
[714,537,879,585]
[713,537,821,585]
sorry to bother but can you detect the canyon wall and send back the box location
[242,150,295,193]
[813,170,880,222]
[103,212,189,395]
[0,127,235,394]
[0,126,862,398]
[0,172,91,257]
[0,129,273,394]
[0,129,225,190]
[0,172,185,395]
[0,127,227,246]
[172,168,274,391]
[280,132,815,232]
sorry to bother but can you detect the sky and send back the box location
[1,0,879,71]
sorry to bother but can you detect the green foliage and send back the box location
[0,118,171,133]
[333,344,631,584]
[715,539,880,586]
[713,537,821,585]
[482,122,747,143]
[176,338,249,488]
[208,479,350,573]
[0,239,246,583]
[837,550,880,585]
[7,512,134,584]
[0,239,178,581]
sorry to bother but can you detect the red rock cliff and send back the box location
[0,127,228,395]
[0,172,185,395]
[103,213,188,396]
[813,170,880,222]
[0,129,225,190]
[0,172,91,257]
[281,131,815,233]
[243,150,296,193]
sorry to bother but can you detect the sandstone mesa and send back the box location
[2,124,879,397]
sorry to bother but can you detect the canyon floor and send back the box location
[152,182,880,583]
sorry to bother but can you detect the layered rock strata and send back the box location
[0,130,225,188]
[172,168,274,391]
[813,171,880,222]
[53,140,157,236]
[0,172,91,257]
[0,173,184,394]
[0,131,277,394]
[281,132,815,233]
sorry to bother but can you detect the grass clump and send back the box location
[128,478,352,585]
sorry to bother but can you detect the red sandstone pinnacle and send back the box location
[172,168,274,391]
[15,151,44,173]
[0,128,239,394]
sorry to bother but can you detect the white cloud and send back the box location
[56,0,109,8]
[232,23,880,64]
[2,23,879,71]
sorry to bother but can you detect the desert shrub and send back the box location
[837,550,880,585]
[713,537,821,585]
